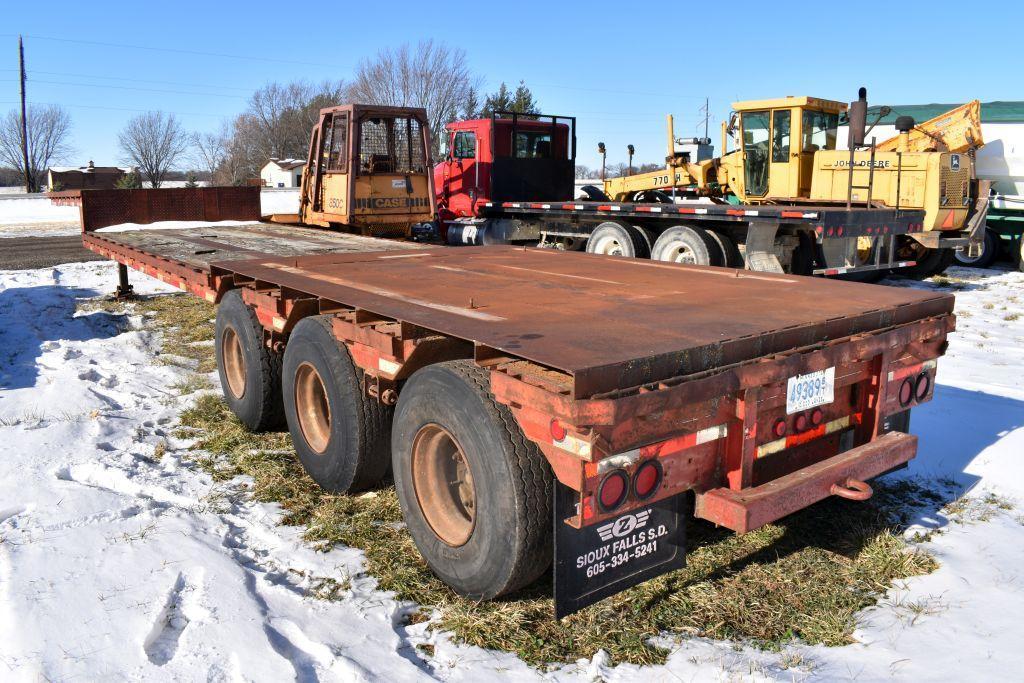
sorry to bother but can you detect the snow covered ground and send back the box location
[0,261,1022,681]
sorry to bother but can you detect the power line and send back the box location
[28,69,257,92]
[10,34,349,69]
[0,100,226,118]
[5,78,247,99]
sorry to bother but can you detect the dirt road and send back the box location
[0,236,106,269]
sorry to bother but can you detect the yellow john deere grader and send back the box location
[599,89,988,278]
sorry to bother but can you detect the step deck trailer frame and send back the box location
[82,224,954,600]
[479,199,927,275]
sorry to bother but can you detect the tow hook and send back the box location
[830,478,873,501]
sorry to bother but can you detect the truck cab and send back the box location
[722,96,846,203]
[434,113,576,220]
[298,104,435,237]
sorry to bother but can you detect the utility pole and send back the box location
[18,35,34,193]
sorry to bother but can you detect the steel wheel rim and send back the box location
[592,234,625,256]
[221,327,247,399]
[411,424,476,547]
[663,241,697,264]
[295,362,331,454]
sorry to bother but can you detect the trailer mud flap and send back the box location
[553,483,686,619]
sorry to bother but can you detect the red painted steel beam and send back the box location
[694,431,917,533]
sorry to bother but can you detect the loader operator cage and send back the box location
[357,113,428,176]
[489,111,577,204]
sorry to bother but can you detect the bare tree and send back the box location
[0,104,73,191]
[349,41,479,155]
[118,111,190,188]
[191,125,230,185]
[219,79,348,183]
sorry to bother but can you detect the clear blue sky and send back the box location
[4,0,1022,171]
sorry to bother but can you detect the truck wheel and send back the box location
[901,247,955,280]
[282,316,391,493]
[586,221,649,258]
[392,361,553,599]
[709,230,742,268]
[215,289,284,431]
[953,228,998,268]
[651,225,724,266]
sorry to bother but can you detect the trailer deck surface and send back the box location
[209,246,954,397]
[85,223,424,271]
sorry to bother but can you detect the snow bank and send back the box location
[0,263,1022,681]
[0,195,80,225]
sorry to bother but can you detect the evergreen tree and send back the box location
[479,81,539,117]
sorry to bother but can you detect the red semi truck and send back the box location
[434,113,927,277]
[81,201,953,617]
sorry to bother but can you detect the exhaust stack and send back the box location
[848,87,868,149]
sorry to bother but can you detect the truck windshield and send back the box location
[358,116,427,175]
[801,111,838,152]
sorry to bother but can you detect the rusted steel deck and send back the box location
[209,246,955,397]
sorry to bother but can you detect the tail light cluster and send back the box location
[898,371,931,407]
[596,459,663,513]
[772,407,825,439]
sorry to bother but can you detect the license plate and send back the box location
[553,484,686,619]
[786,367,835,414]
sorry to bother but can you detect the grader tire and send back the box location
[391,360,553,600]
[214,289,284,431]
[282,316,391,493]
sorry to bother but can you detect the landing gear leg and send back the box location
[115,263,135,299]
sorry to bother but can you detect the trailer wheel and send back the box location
[708,230,743,268]
[901,247,955,280]
[392,361,553,599]
[586,221,650,258]
[651,225,724,266]
[953,228,998,268]
[282,316,391,493]
[215,290,284,431]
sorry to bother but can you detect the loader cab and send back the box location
[300,104,434,236]
[435,112,576,219]
[730,96,845,202]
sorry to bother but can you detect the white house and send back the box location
[260,158,306,188]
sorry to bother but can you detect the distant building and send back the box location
[47,161,134,191]
[260,158,306,188]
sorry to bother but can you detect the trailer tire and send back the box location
[392,360,553,600]
[651,225,724,266]
[215,289,284,432]
[902,247,955,280]
[709,230,743,268]
[282,316,391,493]
[953,228,998,268]
[586,221,650,258]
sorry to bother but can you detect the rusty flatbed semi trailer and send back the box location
[82,223,954,617]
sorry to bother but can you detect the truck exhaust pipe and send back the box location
[848,87,868,149]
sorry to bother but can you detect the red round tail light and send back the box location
[810,408,824,426]
[632,460,663,500]
[549,418,567,442]
[898,378,914,406]
[772,418,788,438]
[794,413,808,432]
[597,470,629,511]
[915,373,931,401]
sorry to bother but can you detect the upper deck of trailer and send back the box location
[83,225,953,399]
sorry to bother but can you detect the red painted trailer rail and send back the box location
[82,227,954,616]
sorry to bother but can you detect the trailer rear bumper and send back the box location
[694,431,917,533]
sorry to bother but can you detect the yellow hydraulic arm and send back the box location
[874,100,984,153]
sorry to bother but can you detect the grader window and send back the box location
[742,110,770,196]
[801,110,839,152]
[358,116,427,175]
[772,110,791,163]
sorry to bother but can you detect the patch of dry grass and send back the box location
[121,292,944,666]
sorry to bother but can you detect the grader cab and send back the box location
[294,104,435,237]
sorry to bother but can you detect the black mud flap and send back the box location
[553,483,686,619]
